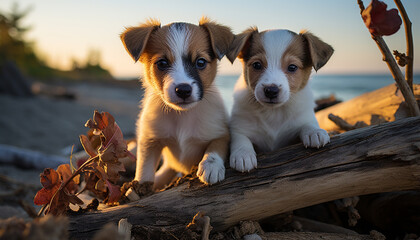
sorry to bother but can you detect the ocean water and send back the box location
[214,74,420,112]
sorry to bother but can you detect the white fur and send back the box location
[230,30,330,172]
[255,30,294,106]
[162,25,200,111]
[136,84,228,188]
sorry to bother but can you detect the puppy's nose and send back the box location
[264,86,279,99]
[175,84,192,100]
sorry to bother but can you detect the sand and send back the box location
[0,80,143,219]
[0,81,143,156]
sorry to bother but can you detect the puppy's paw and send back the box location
[197,153,225,185]
[230,147,257,172]
[300,128,330,148]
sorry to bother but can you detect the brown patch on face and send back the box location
[187,25,218,90]
[281,34,313,93]
[240,32,266,92]
[138,26,173,93]
[138,23,219,96]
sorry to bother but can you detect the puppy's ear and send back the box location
[120,19,161,62]
[199,17,234,60]
[226,27,258,63]
[300,30,334,71]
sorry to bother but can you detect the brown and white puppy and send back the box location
[227,28,334,172]
[120,18,233,190]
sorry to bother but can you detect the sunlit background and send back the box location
[1,0,419,79]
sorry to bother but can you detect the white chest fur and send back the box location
[138,87,228,170]
[231,77,316,152]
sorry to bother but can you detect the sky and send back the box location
[1,0,419,78]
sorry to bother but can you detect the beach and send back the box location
[0,80,142,156]
[0,79,143,219]
[2,74,419,156]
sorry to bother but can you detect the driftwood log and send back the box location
[316,84,420,132]
[69,116,420,239]
[0,144,68,169]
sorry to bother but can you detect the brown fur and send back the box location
[120,19,161,62]
[227,29,334,94]
[120,19,234,190]
[299,30,334,72]
[281,35,312,92]
[121,20,234,96]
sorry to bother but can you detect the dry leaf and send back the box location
[80,111,135,204]
[34,164,83,215]
[362,0,402,36]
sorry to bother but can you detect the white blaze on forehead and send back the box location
[262,30,294,70]
[167,24,192,84]
[163,24,200,109]
[168,24,191,64]
[254,30,294,105]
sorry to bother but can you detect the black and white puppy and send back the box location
[121,18,234,190]
[227,28,334,172]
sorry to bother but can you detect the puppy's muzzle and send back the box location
[263,85,279,100]
[175,84,192,100]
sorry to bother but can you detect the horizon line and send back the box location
[115,72,420,80]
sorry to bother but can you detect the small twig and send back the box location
[394,0,414,91]
[186,212,213,240]
[118,218,132,240]
[201,216,212,240]
[328,114,368,131]
[19,200,38,218]
[37,203,48,217]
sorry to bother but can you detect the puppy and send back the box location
[227,28,334,172]
[120,18,233,190]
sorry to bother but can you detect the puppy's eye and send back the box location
[195,58,207,70]
[287,64,298,73]
[252,61,262,70]
[156,59,170,71]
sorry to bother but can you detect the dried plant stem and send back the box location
[394,0,414,91]
[371,35,420,116]
[61,155,99,190]
[357,0,419,117]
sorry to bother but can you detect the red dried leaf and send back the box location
[34,169,61,205]
[34,184,60,205]
[39,168,59,189]
[57,164,79,194]
[80,134,98,158]
[362,0,402,36]
[105,180,122,205]
[46,188,83,216]
[34,164,83,215]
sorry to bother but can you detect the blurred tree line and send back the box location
[0,3,114,81]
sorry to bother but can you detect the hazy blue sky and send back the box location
[1,0,419,78]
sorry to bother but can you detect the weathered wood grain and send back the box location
[69,116,420,239]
